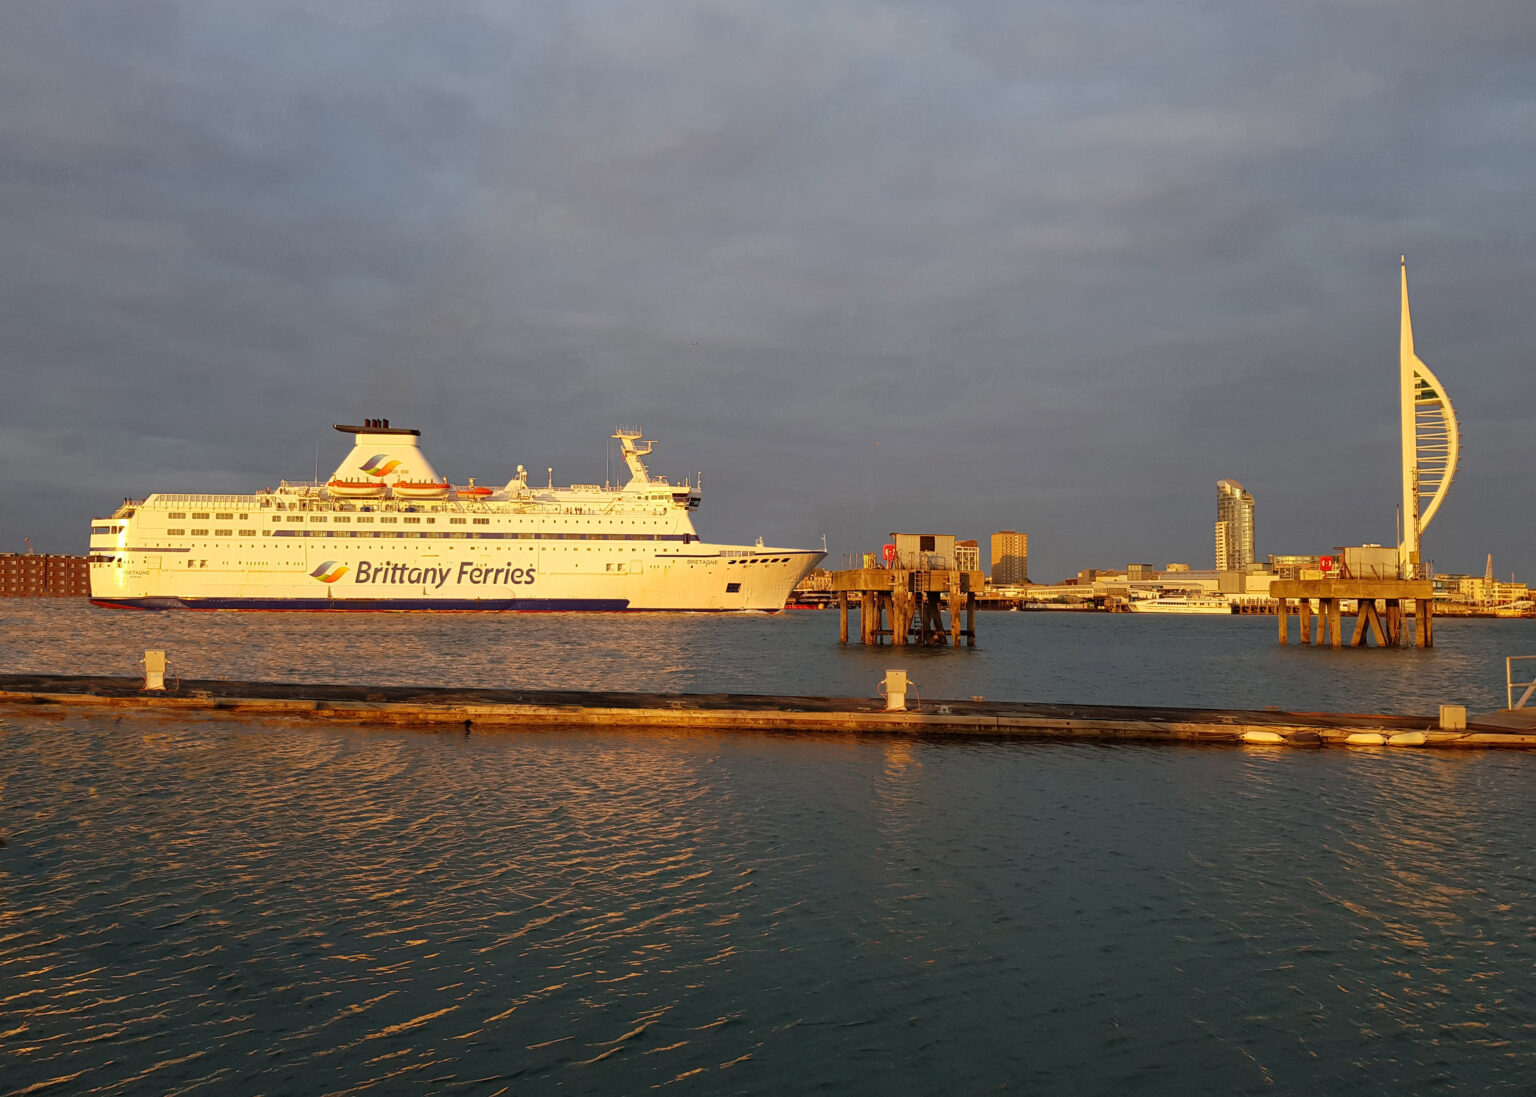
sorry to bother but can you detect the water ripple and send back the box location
[4,605,1536,1092]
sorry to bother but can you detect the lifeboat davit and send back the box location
[327,479,386,498]
[393,480,451,499]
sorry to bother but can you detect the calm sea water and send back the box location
[4,601,1536,1095]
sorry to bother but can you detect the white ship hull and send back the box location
[1126,596,1233,615]
[88,423,824,612]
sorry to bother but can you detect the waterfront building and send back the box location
[892,533,957,570]
[1,553,89,598]
[955,539,980,573]
[1127,563,1156,581]
[1398,258,1460,579]
[1340,545,1398,580]
[1268,554,1323,580]
[1215,480,1255,572]
[991,531,1029,586]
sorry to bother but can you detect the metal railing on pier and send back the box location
[1507,656,1536,710]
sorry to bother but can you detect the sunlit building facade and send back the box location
[1215,480,1255,572]
[991,531,1029,586]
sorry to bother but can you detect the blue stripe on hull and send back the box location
[92,597,631,612]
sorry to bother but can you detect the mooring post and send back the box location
[949,575,962,647]
[839,591,849,644]
[966,591,976,647]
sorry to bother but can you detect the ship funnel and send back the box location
[327,423,443,489]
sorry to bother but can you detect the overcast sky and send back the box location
[3,0,1533,581]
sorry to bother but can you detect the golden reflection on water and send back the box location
[4,714,1536,1093]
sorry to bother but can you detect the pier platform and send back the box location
[1270,578,1435,647]
[830,567,980,646]
[4,673,1536,749]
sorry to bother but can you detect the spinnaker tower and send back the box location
[1398,257,1459,578]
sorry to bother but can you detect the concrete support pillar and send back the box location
[1351,600,1387,646]
[1299,599,1312,644]
[1328,599,1343,648]
[1367,602,1388,646]
[1351,601,1369,646]
[1417,598,1434,647]
[1385,600,1402,646]
[966,592,976,647]
[839,591,849,644]
[925,593,945,644]
[1277,598,1289,643]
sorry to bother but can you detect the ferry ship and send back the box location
[88,422,824,611]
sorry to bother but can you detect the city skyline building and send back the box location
[1215,479,1255,572]
[991,531,1029,586]
[1398,258,1460,578]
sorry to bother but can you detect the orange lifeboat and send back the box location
[456,478,493,498]
[327,479,386,498]
[393,480,451,499]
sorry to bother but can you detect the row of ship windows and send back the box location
[155,530,698,542]
[267,515,665,526]
[114,514,666,528]
[97,545,689,566]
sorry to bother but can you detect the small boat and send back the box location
[392,480,451,499]
[456,482,493,498]
[327,479,387,498]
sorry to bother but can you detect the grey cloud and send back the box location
[1,0,1533,582]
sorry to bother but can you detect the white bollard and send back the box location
[880,669,910,712]
[142,649,167,691]
[1439,704,1467,731]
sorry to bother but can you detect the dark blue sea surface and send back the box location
[4,601,1536,1095]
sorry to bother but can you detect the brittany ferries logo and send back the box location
[302,560,536,587]
[361,455,401,478]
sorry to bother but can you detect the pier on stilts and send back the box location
[1270,579,1435,648]
[831,566,980,647]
